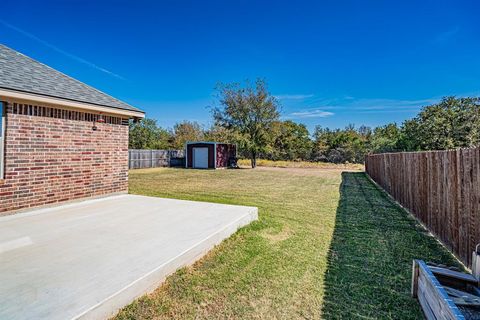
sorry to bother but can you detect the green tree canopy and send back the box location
[129,118,171,149]
[129,96,480,164]
[204,125,241,144]
[404,97,480,151]
[268,120,312,161]
[370,123,401,153]
[312,125,369,163]
[172,121,205,149]
[213,78,280,168]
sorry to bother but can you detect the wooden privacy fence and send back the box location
[365,147,480,268]
[128,149,185,169]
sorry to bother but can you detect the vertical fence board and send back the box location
[365,147,480,268]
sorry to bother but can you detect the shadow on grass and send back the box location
[321,172,460,319]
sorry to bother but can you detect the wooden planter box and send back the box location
[412,260,480,319]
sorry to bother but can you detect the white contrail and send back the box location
[0,19,125,80]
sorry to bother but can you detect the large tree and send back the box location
[312,124,369,163]
[172,121,204,149]
[269,120,312,161]
[404,97,480,151]
[213,79,280,168]
[204,125,241,144]
[129,118,171,149]
[369,123,401,153]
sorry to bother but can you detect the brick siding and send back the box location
[0,101,129,214]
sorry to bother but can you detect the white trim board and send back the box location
[0,88,145,118]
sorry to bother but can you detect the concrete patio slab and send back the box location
[0,194,258,320]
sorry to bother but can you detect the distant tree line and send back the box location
[130,80,480,166]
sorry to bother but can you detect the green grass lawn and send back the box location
[115,167,460,319]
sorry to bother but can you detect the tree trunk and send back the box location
[251,152,257,168]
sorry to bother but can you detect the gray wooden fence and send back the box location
[128,149,185,169]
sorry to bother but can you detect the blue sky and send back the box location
[1,0,479,132]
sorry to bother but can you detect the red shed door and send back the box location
[193,147,209,169]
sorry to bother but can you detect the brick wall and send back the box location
[0,101,129,214]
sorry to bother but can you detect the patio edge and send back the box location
[71,206,258,320]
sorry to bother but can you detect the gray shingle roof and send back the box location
[0,44,143,113]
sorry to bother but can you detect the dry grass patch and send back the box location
[237,158,364,170]
[260,225,294,244]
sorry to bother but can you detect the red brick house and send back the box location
[0,44,144,214]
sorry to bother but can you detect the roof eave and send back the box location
[0,88,145,118]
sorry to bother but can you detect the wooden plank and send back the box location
[417,275,438,320]
[474,148,480,264]
[461,149,470,265]
[467,148,477,267]
[418,272,452,320]
[444,286,480,306]
[412,260,419,298]
[417,282,437,320]
[429,266,479,284]
[417,261,465,320]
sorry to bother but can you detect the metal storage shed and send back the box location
[185,142,236,169]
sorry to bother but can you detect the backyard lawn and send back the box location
[115,167,460,319]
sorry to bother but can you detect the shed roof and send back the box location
[0,44,144,115]
[186,141,235,145]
